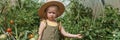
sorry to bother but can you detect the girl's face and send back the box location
[46,6,58,20]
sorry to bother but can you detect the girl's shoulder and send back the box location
[40,19,46,24]
[41,19,46,22]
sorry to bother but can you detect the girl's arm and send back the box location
[59,22,82,38]
[38,20,46,40]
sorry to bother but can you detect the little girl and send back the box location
[38,1,82,40]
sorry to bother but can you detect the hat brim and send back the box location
[38,1,65,19]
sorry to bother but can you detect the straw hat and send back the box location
[38,1,65,19]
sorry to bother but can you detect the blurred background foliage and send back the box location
[0,0,120,40]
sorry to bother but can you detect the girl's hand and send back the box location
[75,34,83,39]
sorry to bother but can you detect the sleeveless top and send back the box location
[41,21,62,40]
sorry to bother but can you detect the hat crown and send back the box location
[46,0,59,2]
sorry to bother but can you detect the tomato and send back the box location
[28,34,34,39]
[6,28,12,32]
[10,20,14,24]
